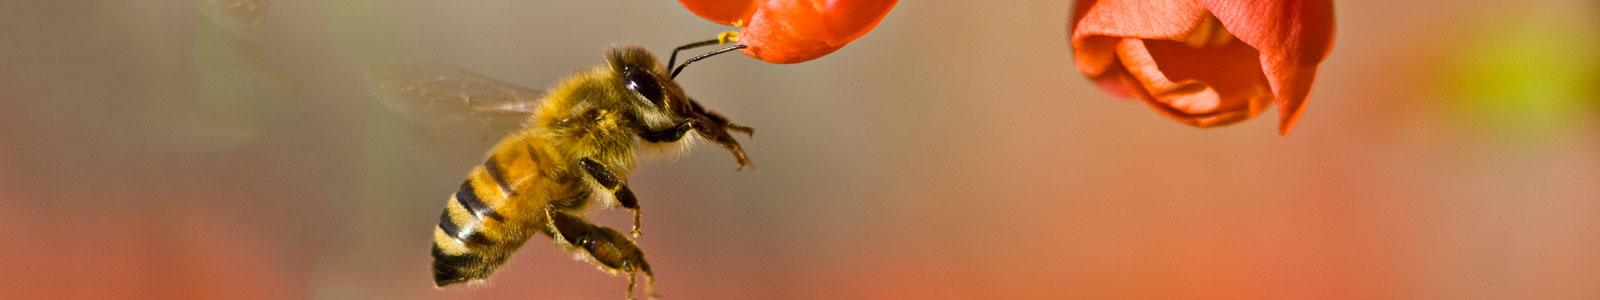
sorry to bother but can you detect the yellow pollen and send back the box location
[717,31,740,44]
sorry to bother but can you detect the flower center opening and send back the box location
[1185,16,1233,49]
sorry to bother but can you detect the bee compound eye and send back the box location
[624,69,666,107]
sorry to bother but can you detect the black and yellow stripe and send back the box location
[439,186,493,245]
[452,179,503,222]
[431,178,506,286]
[431,137,554,286]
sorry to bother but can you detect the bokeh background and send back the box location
[3,0,1598,299]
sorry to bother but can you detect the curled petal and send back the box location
[1071,0,1209,81]
[1090,62,1140,100]
[1116,38,1271,127]
[1202,0,1334,134]
[1070,0,1334,134]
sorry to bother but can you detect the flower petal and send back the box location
[1072,0,1208,40]
[1090,62,1141,100]
[821,0,899,45]
[1116,37,1271,127]
[680,0,897,64]
[678,0,759,26]
[740,0,834,64]
[738,0,898,64]
[1201,0,1335,134]
[1070,0,1208,77]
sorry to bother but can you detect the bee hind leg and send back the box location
[547,210,656,300]
[579,158,643,237]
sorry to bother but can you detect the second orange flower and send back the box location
[1070,0,1335,134]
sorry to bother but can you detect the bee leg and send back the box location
[687,99,754,136]
[689,99,753,136]
[547,210,656,300]
[685,99,756,170]
[639,120,693,143]
[578,158,643,237]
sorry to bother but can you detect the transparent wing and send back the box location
[366,60,544,132]
[365,61,544,164]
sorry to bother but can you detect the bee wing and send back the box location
[365,61,544,165]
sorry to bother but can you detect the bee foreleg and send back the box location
[578,158,643,236]
[685,99,756,170]
[547,210,656,300]
[639,120,693,143]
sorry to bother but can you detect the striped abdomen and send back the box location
[431,135,557,286]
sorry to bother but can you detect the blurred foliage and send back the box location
[1440,10,1599,142]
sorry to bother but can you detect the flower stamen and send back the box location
[1186,16,1233,49]
[717,31,740,44]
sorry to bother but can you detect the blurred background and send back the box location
[2,0,1597,299]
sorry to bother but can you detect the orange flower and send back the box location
[679,0,898,64]
[1070,0,1334,134]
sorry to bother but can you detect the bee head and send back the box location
[607,46,694,126]
[606,45,755,169]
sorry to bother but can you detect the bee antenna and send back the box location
[671,44,747,79]
[667,32,740,71]
[667,38,724,71]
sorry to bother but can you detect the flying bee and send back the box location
[366,39,753,299]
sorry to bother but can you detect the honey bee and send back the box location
[366,40,753,299]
